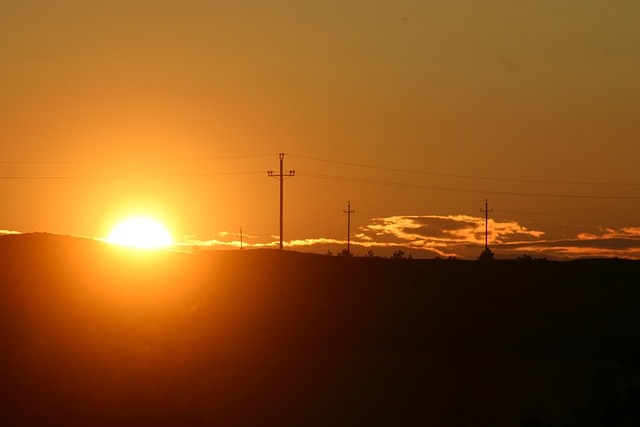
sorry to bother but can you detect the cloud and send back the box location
[287,237,345,247]
[504,238,640,260]
[362,214,544,248]
[490,223,640,259]
[354,216,640,259]
[179,217,640,260]
[197,216,473,257]
[0,230,21,235]
[179,238,241,249]
[217,231,261,239]
[577,226,640,241]
[181,230,275,250]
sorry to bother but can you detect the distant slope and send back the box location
[1,233,639,426]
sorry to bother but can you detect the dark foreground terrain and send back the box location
[1,233,639,426]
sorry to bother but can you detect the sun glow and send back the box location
[107,217,173,249]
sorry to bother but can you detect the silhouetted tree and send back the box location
[325,250,333,256]
[338,249,354,257]
[478,248,494,261]
[517,254,547,261]
[392,250,406,259]
[366,250,375,258]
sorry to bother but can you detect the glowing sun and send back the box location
[107,217,173,249]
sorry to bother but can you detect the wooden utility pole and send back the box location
[343,201,355,254]
[481,199,493,250]
[268,153,295,250]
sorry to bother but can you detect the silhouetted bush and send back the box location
[517,254,547,261]
[392,250,406,259]
[478,248,495,261]
[338,249,354,257]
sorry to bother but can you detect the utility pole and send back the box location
[480,199,493,251]
[343,201,355,254]
[268,153,295,251]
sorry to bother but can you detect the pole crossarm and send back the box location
[267,153,295,251]
[480,199,493,251]
[343,201,355,254]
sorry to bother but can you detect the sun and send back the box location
[107,217,174,249]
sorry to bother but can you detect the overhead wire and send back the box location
[0,153,276,165]
[296,171,640,201]
[356,200,483,216]
[286,214,343,234]
[0,171,265,179]
[288,153,640,187]
[285,202,348,225]
[1,152,639,204]
[497,198,640,215]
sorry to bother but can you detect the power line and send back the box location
[2,152,639,210]
[285,203,346,225]
[498,198,640,215]
[0,171,264,179]
[357,200,482,216]
[0,153,276,165]
[286,213,342,234]
[296,171,640,200]
[5,151,638,189]
[289,153,640,186]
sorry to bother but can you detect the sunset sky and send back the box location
[1,0,639,259]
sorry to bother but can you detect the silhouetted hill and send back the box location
[1,233,639,426]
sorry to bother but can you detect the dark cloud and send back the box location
[183,216,640,260]
[362,214,544,246]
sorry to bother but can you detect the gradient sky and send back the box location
[1,0,639,259]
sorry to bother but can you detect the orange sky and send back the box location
[1,1,639,259]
